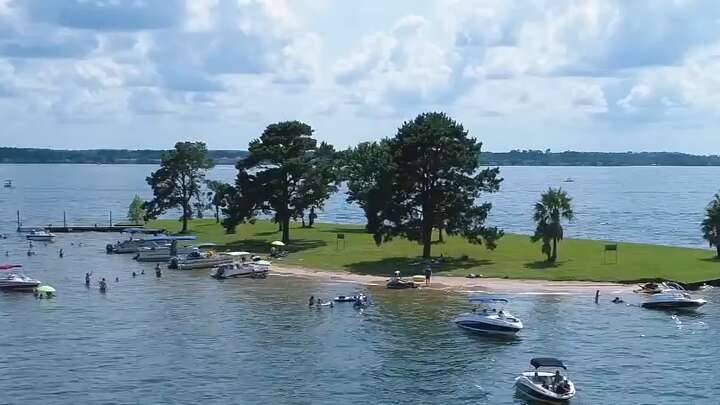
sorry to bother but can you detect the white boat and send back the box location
[26,230,56,241]
[453,297,523,335]
[134,244,196,262]
[210,258,270,279]
[0,265,41,291]
[170,248,233,270]
[642,289,707,309]
[107,234,194,254]
[515,358,576,403]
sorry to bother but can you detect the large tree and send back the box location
[702,193,720,257]
[205,180,232,223]
[127,195,146,224]
[531,187,574,262]
[223,121,337,242]
[144,142,214,233]
[346,112,503,258]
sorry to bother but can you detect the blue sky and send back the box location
[1,0,720,153]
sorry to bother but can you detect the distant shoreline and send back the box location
[2,148,720,166]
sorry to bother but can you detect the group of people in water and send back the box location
[84,263,163,293]
[308,294,369,309]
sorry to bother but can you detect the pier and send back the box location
[15,210,164,234]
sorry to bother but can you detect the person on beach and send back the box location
[308,296,315,306]
[424,266,432,286]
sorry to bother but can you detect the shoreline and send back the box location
[272,264,634,295]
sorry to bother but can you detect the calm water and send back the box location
[0,164,718,248]
[1,165,719,404]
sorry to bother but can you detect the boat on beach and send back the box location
[453,297,523,335]
[0,265,41,291]
[26,229,56,241]
[209,253,271,279]
[515,358,576,403]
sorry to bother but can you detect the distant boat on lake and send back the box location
[563,178,574,183]
[3,179,12,188]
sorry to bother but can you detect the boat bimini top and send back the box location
[530,358,567,369]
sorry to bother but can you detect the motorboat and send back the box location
[0,265,41,291]
[168,245,231,270]
[3,179,12,188]
[131,236,198,262]
[453,297,523,335]
[107,234,194,254]
[641,289,707,309]
[210,261,269,279]
[26,229,56,241]
[515,358,576,403]
[334,295,359,302]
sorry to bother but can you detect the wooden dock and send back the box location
[17,225,165,234]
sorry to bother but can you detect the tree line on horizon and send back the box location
[140,112,720,262]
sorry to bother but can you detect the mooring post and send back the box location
[16,210,20,231]
[109,210,113,227]
[63,211,67,228]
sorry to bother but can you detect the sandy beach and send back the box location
[272,264,634,295]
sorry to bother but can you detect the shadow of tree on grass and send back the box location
[345,256,493,276]
[698,257,720,263]
[524,260,564,269]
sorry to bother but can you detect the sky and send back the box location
[1,0,720,153]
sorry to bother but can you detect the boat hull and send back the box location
[515,377,575,403]
[211,269,268,279]
[642,300,706,309]
[0,282,40,291]
[455,320,521,335]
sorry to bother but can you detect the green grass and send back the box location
[148,219,720,284]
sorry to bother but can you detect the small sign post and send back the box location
[336,233,346,249]
[603,244,618,264]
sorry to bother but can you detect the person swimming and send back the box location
[132,272,137,278]
[308,296,315,306]
[115,277,119,282]
[612,297,624,304]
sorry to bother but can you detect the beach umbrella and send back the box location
[270,241,285,247]
[37,285,56,294]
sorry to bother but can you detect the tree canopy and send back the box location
[206,180,232,223]
[223,121,338,241]
[346,112,503,258]
[531,187,574,262]
[702,193,720,257]
[144,142,214,233]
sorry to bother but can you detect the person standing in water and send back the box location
[59,249,64,258]
[308,296,315,306]
[85,272,91,287]
[99,278,107,292]
[424,266,432,286]
[155,264,162,278]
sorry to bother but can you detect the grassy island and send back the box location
[148,219,720,285]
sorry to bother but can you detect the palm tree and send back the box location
[701,193,720,258]
[531,188,574,262]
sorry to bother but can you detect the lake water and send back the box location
[0,164,717,248]
[1,165,719,404]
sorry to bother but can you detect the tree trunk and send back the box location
[551,238,558,262]
[437,227,444,243]
[282,215,290,243]
[716,245,720,258]
[308,207,316,228]
[181,205,189,233]
[301,215,306,228]
[215,205,220,223]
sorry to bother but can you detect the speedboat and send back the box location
[634,282,667,294]
[0,266,41,291]
[515,358,576,403]
[210,261,269,279]
[26,230,55,241]
[641,289,706,309]
[453,297,523,335]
